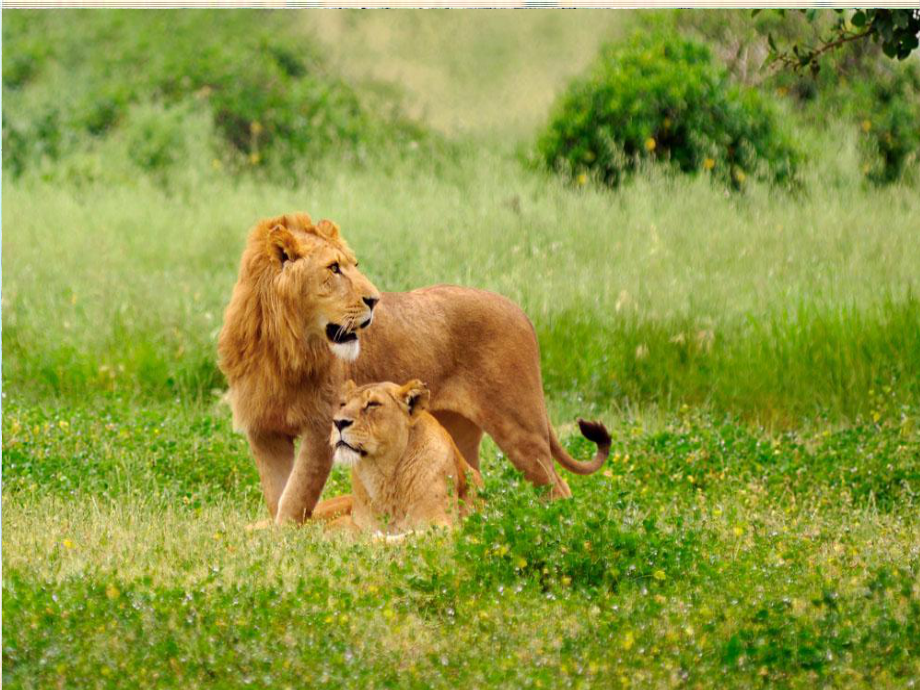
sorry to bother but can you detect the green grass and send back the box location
[4,9,920,690]
[4,139,919,419]
[3,397,919,688]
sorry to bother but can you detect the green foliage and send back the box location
[3,397,920,687]
[853,9,920,60]
[1,399,260,506]
[1,37,49,90]
[3,12,920,689]
[125,104,191,175]
[720,564,920,677]
[453,493,707,594]
[537,32,801,189]
[539,297,920,423]
[659,9,920,184]
[4,141,920,422]
[5,393,917,514]
[1,11,426,180]
[760,9,920,73]
[853,70,920,185]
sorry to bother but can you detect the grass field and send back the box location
[3,10,920,689]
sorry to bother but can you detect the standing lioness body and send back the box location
[315,379,481,534]
[219,213,610,525]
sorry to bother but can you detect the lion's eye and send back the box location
[328,262,341,274]
[364,401,381,410]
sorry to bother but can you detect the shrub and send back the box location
[538,32,800,189]
[854,69,920,184]
[125,104,190,174]
[653,10,920,184]
[2,11,426,179]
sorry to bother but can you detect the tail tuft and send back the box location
[577,418,611,450]
[548,416,612,476]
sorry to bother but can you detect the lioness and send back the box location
[312,379,482,535]
[219,213,612,525]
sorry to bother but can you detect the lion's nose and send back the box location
[362,296,379,311]
[334,418,353,432]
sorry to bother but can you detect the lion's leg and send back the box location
[484,421,572,499]
[432,410,483,471]
[325,514,359,534]
[275,426,334,525]
[247,431,296,520]
[312,494,353,523]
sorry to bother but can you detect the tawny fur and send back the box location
[218,213,611,525]
[317,380,482,535]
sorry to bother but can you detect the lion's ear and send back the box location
[399,379,430,418]
[315,220,340,242]
[268,224,300,267]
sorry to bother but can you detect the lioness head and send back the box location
[221,213,380,372]
[330,379,430,467]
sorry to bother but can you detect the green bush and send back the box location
[655,10,920,185]
[538,32,800,189]
[854,70,920,184]
[125,104,188,174]
[2,11,426,179]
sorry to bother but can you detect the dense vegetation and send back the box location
[1,11,427,181]
[3,10,919,689]
[537,32,801,189]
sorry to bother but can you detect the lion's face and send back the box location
[330,379,430,467]
[258,215,380,362]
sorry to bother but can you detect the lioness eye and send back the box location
[365,401,380,410]
[329,262,341,274]
[339,401,346,408]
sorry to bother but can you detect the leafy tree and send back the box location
[759,9,920,74]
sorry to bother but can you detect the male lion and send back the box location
[312,379,482,535]
[219,212,611,525]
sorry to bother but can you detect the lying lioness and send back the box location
[312,379,482,535]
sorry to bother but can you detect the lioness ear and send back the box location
[315,219,340,242]
[268,224,300,267]
[342,379,357,396]
[399,379,430,418]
